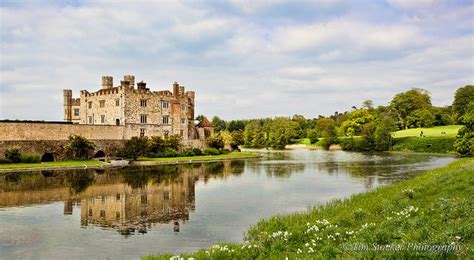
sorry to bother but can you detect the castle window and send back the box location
[140,128,146,137]
[99,100,105,108]
[141,194,147,204]
[116,119,120,125]
[88,101,92,109]
[140,99,147,107]
[115,212,120,220]
[101,115,105,124]
[88,208,93,217]
[161,101,169,109]
[116,194,121,201]
[162,116,170,125]
[115,98,120,106]
[181,118,186,124]
[163,191,170,200]
[74,108,80,116]
[140,114,147,124]
[181,104,185,111]
[100,210,106,219]
[88,116,93,124]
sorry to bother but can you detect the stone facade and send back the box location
[63,75,204,140]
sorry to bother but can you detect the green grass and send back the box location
[392,136,456,154]
[145,158,474,259]
[137,152,259,162]
[0,160,105,169]
[392,125,463,138]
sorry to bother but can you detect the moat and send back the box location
[0,150,455,259]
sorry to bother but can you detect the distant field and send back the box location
[392,125,463,138]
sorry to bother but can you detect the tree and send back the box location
[207,133,224,150]
[119,137,149,160]
[267,117,299,149]
[362,100,374,110]
[307,129,319,144]
[231,130,244,149]
[452,85,474,123]
[341,109,374,136]
[195,115,205,121]
[64,135,96,159]
[361,123,376,151]
[316,118,338,149]
[432,106,454,126]
[405,109,435,128]
[390,88,432,128]
[211,116,227,132]
[454,102,474,156]
[375,116,397,151]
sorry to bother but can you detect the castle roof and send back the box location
[196,117,213,128]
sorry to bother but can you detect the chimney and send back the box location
[173,82,179,97]
[101,76,113,89]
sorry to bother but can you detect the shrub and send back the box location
[119,137,149,160]
[64,135,96,159]
[162,147,178,157]
[307,129,319,144]
[181,148,196,157]
[203,147,220,155]
[20,153,41,163]
[192,148,203,156]
[5,148,21,163]
[207,134,224,150]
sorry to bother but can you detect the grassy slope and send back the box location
[145,158,473,259]
[392,125,463,138]
[137,152,259,162]
[0,160,105,169]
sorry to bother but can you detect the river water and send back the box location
[0,150,454,259]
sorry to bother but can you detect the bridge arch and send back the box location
[41,152,55,162]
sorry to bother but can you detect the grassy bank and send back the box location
[137,152,259,162]
[392,136,456,154]
[145,158,473,259]
[0,160,105,169]
[392,125,462,138]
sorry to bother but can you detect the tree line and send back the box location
[203,85,473,156]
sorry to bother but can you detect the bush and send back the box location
[64,135,96,159]
[119,137,149,160]
[161,147,178,157]
[203,147,220,155]
[207,134,224,150]
[392,136,455,154]
[192,148,203,156]
[307,129,319,144]
[20,153,41,163]
[5,148,21,163]
[181,148,196,157]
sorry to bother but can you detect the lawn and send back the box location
[137,152,259,162]
[145,158,473,259]
[392,125,463,138]
[0,160,105,169]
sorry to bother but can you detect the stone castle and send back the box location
[0,75,213,160]
[63,75,212,141]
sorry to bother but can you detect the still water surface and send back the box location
[0,150,454,259]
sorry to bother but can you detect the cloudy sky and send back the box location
[0,0,472,120]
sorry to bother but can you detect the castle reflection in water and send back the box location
[0,161,245,236]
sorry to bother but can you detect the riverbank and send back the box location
[0,153,260,172]
[134,152,261,165]
[145,158,473,259]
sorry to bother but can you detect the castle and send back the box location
[0,75,213,160]
[63,75,212,141]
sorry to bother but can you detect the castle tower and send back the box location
[173,82,180,97]
[123,75,135,88]
[63,89,72,122]
[102,76,113,89]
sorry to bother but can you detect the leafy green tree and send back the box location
[405,109,435,128]
[207,133,224,150]
[362,100,374,110]
[375,116,397,151]
[231,130,244,149]
[267,117,299,149]
[195,115,205,121]
[361,123,376,150]
[316,118,338,149]
[211,116,227,132]
[452,85,474,123]
[390,88,432,128]
[228,120,246,132]
[307,129,319,144]
[64,135,96,159]
[119,137,149,160]
[341,109,374,136]
[164,134,182,150]
[292,114,308,138]
[454,102,474,156]
[149,136,166,155]
[432,106,454,126]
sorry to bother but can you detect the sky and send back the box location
[0,0,473,121]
